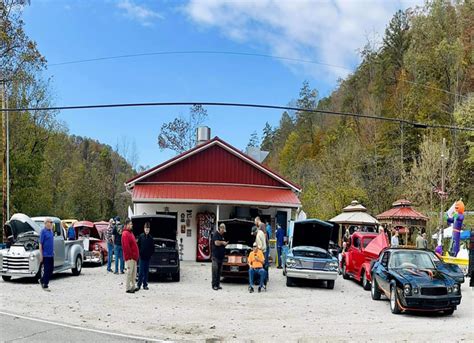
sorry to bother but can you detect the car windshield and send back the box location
[389,251,435,269]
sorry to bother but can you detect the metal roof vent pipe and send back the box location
[196,126,211,146]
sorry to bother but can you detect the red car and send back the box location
[341,232,388,290]
[74,221,108,265]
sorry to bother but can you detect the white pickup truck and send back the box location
[0,214,84,281]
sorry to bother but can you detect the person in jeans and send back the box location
[105,218,115,272]
[211,224,228,290]
[113,222,124,274]
[275,224,285,269]
[39,217,55,291]
[121,219,139,293]
[248,243,267,293]
[137,221,154,290]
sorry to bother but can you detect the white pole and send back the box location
[216,204,220,231]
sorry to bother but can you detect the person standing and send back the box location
[39,218,55,291]
[416,231,424,249]
[121,219,139,294]
[469,229,474,287]
[67,224,76,241]
[211,223,228,290]
[105,218,115,273]
[391,231,399,247]
[113,221,124,274]
[422,233,428,249]
[137,221,154,290]
[275,224,285,269]
[248,243,267,293]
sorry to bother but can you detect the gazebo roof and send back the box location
[376,199,428,221]
[330,200,378,225]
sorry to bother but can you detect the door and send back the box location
[374,251,390,293]
[53,221,65,267]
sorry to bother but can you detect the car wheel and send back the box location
[327,280,335,289]
[282,266,286,276]
[362,271,371,291]
[444,308,455,316]
[2,275,12,282]
[342,262,349,280]
[171,271,180,282]
[390,284,401,314]
[286,276,294,287]
[371,275,381,300]
[72,256,82,276]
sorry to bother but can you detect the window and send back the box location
[381,251,390,266]
[362,237,374,248]
[353,237,360,248]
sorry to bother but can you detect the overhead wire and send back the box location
[1,101,473,132]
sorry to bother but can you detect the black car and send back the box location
[132,214,180,282]
[371,248,462,315]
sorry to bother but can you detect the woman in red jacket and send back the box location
[122,218,139,294]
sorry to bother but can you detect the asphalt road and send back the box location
[0,313,159,342]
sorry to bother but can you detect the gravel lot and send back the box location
[0,262,472,342]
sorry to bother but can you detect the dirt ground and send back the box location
[0,262,472,342]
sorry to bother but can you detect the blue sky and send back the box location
[23,0,422,168]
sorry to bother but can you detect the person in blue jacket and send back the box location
[275,224,285,269]
[67,224,76,240]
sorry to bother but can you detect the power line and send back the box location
[2,101,473,132]
[47,50,467,98]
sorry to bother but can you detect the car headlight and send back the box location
[286,257,297,267]
[29,254,36,261]
[94,244,100,251]
[413,287,419,295]
[326,261,338,270]
[403,284,412,296]
[242,257,247,263]
[453,284,460,294]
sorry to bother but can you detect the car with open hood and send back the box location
[219,219,255,279]
[283,219,339,289]
[1,214,84,281]
[341,232,389,290]
[73,221,108,265]
[132,214,180,281]
[371,248,462,315]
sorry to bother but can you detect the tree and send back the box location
[157,105,208,154]
[246,131,260,149]
[260,122,274,151]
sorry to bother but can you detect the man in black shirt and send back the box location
[211,223,228,290]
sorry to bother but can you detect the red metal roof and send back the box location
[126,137,301,192]
[376,200,428,221]
[132,183,301,208]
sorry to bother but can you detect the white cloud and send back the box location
[184,0,424,83]
[117,0,163,27]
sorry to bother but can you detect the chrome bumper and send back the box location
[286,268,338,280]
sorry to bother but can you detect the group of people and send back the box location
[211,216,285,293]
[39,217,155,293]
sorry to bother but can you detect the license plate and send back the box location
[230,266,239,272]
[149,268,157,273]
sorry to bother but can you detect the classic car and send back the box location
[220,219,255,279]
[284,219,339,289]
[371,248,462,315]
[1,214,84,281]
[341,232,388,290]
[94,221,110,238]
[73,221,108,265]
[132,214,180,281]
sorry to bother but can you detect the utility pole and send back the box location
[1,76,10,240]
[439,138,446,242]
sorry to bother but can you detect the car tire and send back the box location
[326,280,335,289]
[342,262,349,280]
[72,256,82,276]
[171,271,180,282]
[390,284,401,314]
[371,275,381,300]
[444,308,455,316]
[282,266,286,276]
[2,275,12,282]
[362,271,371,291]
[286,276,294,287]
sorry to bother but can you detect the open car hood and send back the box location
[132,214,177,241]
[219,218,254,247]
[364,233,389,257]
[291,219,333,250]
[74,222,101,240]
[4,213,41,239]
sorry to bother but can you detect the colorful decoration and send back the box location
[196,212,215,262]
[446,200,465,257]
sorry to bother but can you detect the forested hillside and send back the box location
[259,0,473,226]
[1,0,135,226]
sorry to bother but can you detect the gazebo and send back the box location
[330,200,379,245]
[376,199,428,246]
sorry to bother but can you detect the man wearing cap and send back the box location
[248,243,266,293]
[39,217,55,291]
[211,223,228,290]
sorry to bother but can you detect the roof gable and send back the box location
[126,137,301,192]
